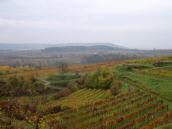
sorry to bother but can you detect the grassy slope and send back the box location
[115,57,172,108]
[127,72,172,99]
[124,71,172,108]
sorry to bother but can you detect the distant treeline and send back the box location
[80,53,140,64]
[43,45,118,53]
[0,45,172,67]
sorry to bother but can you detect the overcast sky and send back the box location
[0,0,172,49]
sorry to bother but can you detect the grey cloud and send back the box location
[0,0,172,49]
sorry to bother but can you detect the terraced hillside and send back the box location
[39,89,172,129]
[1,57,172,129]
[40,89,110,111]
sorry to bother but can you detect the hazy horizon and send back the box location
[0,0,172,49]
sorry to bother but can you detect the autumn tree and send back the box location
[110,81,122,95]
[84,68,114,89]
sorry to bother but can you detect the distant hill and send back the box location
[43,45,126,53]
[0,43,172,67]
[0,43,126,50]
